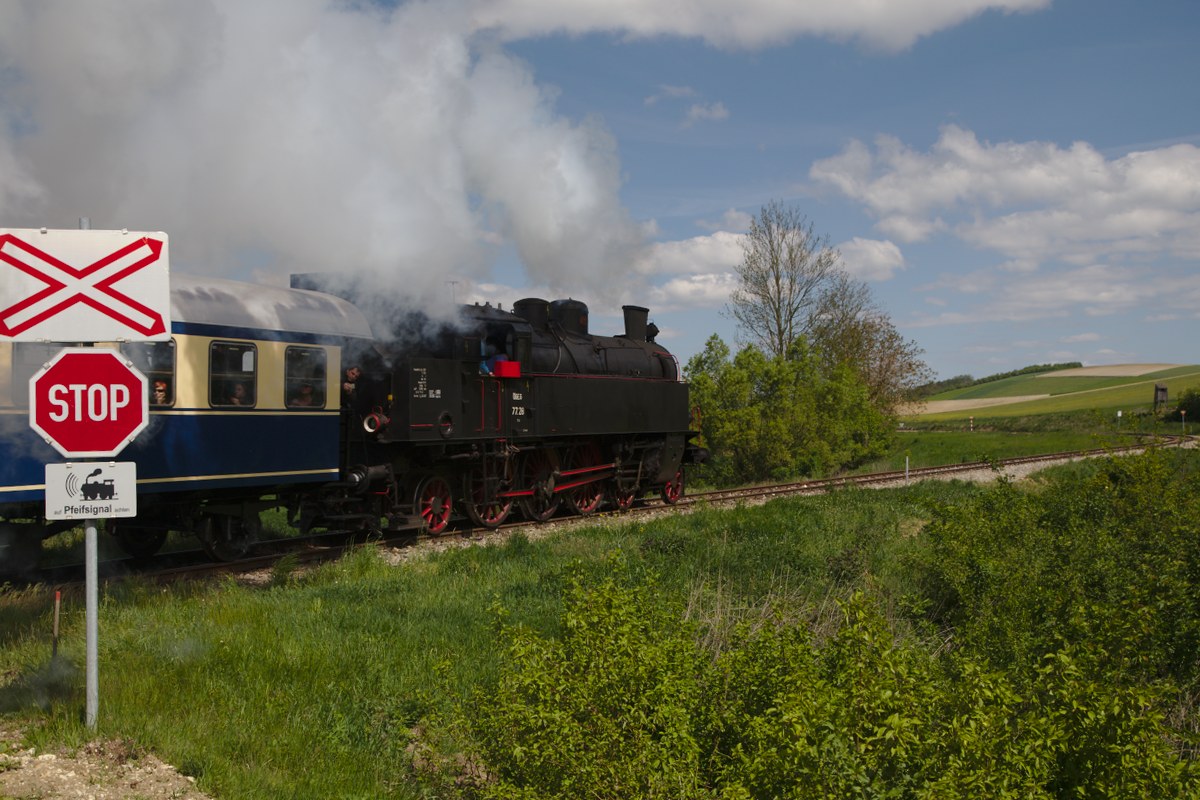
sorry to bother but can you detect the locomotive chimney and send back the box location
[622,305,649,341]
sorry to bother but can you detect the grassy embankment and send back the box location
[3,365,1199,796]
[1,481,970,797]
[3,446,1200,797]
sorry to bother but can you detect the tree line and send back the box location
[686,200,930,485]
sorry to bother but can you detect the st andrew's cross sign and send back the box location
[0,228,170,342]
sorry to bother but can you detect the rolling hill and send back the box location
[910,364,1200,419]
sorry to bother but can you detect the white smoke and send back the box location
[0,0,644,309]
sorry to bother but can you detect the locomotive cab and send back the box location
[367,304,535,445]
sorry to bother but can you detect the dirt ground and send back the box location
[0,721,211,799]
[913,395,1050,414]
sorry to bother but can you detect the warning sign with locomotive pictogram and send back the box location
[44,462,137,520]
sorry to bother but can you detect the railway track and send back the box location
[16,434,1192,589]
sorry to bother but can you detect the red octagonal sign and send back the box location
[29,348,149,458]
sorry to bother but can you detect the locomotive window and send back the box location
[9,342,69,408]
[285,346,326,409]
[121,340,177,407]
[210,341,257,407]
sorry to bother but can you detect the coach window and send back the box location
[121,340,177,407]
[9,342,71,408]
[210,341,257,407]
[285,346,327,409]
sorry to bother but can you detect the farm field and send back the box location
[912,363,1200,420]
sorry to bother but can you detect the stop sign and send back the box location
[29,348,149,458]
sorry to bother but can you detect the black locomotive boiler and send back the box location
[307,283,707,536]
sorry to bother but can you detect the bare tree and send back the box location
[726,201,839,358]
[809,272,934,415]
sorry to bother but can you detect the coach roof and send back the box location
[170,274,374,339]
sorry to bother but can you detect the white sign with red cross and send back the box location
[29,348,149,458]
[0,228,170,342]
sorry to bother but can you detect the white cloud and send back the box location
[697,209,753,232]
[683,101,729,127]
[643,84,727,128]
[470,0,1050,52]
[998,258,1039,273]
[1062,332,1100,343]
[810,125,1200,269]
[648,272,738,311]
[635,231,744,276]
[836,237,905,281]
[910,263,1188,328]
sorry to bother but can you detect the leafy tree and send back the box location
[1173,385,1200,422]
[685,336,890,484]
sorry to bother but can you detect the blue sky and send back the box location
[1,0,1196,379]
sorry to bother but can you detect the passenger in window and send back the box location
[152,380,169,405]
[227,382,248,405]
[291,383,317,407]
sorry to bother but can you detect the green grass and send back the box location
[916,371,1200,422]
[929,366,1199,401]
[0,480,981,798]
[5,450,1200,796]
[857,428,1122,473]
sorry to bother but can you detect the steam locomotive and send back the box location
[0,274,704,572]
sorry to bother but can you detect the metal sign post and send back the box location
[6,221,170,730]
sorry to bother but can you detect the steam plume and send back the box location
[0,0,644,309]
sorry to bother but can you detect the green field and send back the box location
[860,429,1124,473]
[931,365,1200,401]
[915,366,1200,422]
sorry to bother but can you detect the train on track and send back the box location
[0,274,705,573]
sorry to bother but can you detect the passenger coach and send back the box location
[0,275,374,568]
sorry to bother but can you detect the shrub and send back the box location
[468,567,709,799]
[919,449,1200,688]
[1172,386,1200,422]
[422,568,1200,798]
